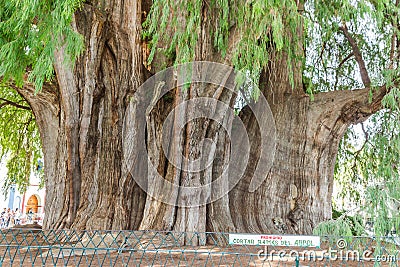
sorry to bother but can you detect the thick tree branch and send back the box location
[339,24,371,87]
[0,97,31,110]
[313,85,388,125]
[308,86,388,156]
[6,79,60,116]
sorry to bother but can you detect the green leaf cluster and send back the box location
[0,86,42,195]
[314,208,365,237]
[143,0,301,90]
[304,0,400,94]
[302,0,400,236]
[0,0,84,90]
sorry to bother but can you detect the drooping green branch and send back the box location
[0,85,42,194]
[144,0,302,89]
[0,0,85,91]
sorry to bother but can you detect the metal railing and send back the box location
[0,229,399,266]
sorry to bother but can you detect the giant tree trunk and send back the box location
[15,0,387,243]
[19,1,148,230]
[229,51,386,234]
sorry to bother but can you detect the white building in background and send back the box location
[0,160,45,222]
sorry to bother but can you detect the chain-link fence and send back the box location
[0,229,399,266]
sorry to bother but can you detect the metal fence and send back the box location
[0,228,399,266]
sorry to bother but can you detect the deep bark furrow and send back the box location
[54,45,82,227]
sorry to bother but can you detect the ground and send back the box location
[0,229,397,266]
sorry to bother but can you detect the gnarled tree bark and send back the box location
[11,0,389,244]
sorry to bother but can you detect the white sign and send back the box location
[229,234,320,247]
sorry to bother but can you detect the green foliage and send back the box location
[0,0,79,195]
[143,0,302,90]
[314,208,366,237]
[0,86,42,194]
[361,110,400,236]
[334,107,400,236]
[303,0,400,237]
[0,0,84,90]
